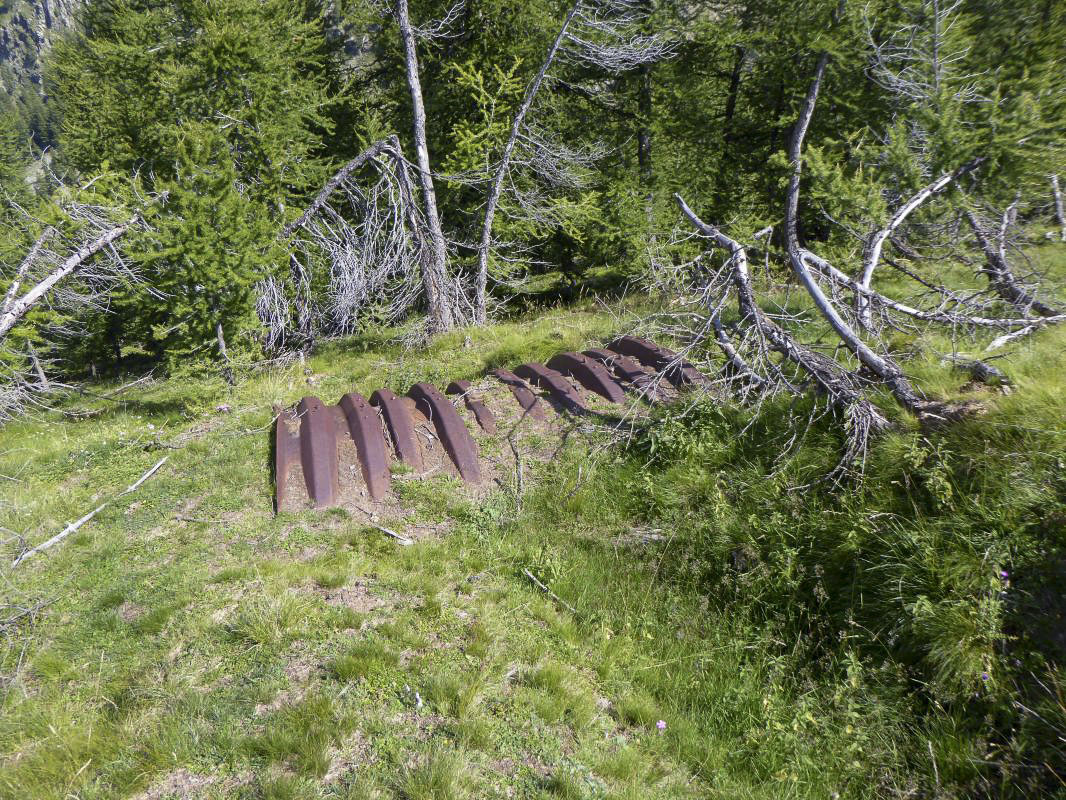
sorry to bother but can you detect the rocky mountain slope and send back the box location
[0,0,80,98]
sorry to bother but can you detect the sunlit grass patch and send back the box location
[246,693,347,777]
[226,593,314,647]
[423,667,488,720]
[329,639,401,683]
[396,744,472,800]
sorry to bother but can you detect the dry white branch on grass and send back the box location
[522,568,578,615]
[11,457,168,568]
[672,193,889,477]
[784,50,932,415]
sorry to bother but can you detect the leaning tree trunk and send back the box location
[395,0,455,333]
[0,218,135,340]
[473,0,583,325]
[783,50,926,415]
[964,207,1061,318]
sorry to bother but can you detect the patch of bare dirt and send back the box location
[118,601,143,623]
[314,579,390,614]
[254,686,309,716]
[131,768,214,800]
[323,729,376,783]
[389,710,447,741]
[285,657,315,683]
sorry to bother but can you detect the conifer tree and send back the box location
[49,0,343,366]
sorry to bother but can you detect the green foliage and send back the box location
[0,98,28,191]
[137,124,281,363]
[46,0,343,366]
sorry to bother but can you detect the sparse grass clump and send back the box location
[397,745,471,800]
[329,639,401,683]
[246,694,346,777]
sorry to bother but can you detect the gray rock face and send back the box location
[0,0,82,97]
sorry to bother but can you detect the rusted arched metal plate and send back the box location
[370,388,423,472]
[606,336,708,387]
[491,368,546,420]
[514,363,586,411]
[297,396,339,508]
[339,391,390,500]
[446,380,498,434]
[274,405,301,511]
[546,352,626,403]
[408,382,482,483]
[583,348,656,394]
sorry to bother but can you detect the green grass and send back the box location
[1,262,1065,799]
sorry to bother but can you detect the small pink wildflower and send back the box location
[656,719,667,733]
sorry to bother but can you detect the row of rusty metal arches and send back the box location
[273,336,707,511]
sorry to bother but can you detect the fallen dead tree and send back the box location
[655,42,1064,480]
[0,190,162,417]
[259,136,441,351]
[674,194,889,475]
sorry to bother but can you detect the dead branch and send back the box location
[522,568,578,615]
[11,457,168,568]
[473,0,674,324]
[964,207,1061,318]
[279,138,397,240]
[474,0,583,324]
[260,137,435,349]
[394,0,455,333]
[675,193,891,466]
[1052,174,1066,243]
[857,158,984,324]
[0,213,139,340]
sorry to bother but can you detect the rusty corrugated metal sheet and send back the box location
[547,352,626,403]
[371,388,424,472]
[607,336,708,387]
[409,382,482,483]
[514,363,586,411]
[339,391,390,500]
[297,396,339,508]
[446,380,497,434]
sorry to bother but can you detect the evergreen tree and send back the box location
[48,0,345,365]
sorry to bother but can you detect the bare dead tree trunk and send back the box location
[280,139,396,240]
[395,0,455,333]
[215,319,235,386]
[0,216,136,340]
[2,227,56,319]
[1051,174,1066,242]
[857,158,984,325]
[784,51,926,414]
[26,342,49,391]
[474,0,583,324]
[964,206,1060,317]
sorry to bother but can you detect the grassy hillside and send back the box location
[1,247,1065,799]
